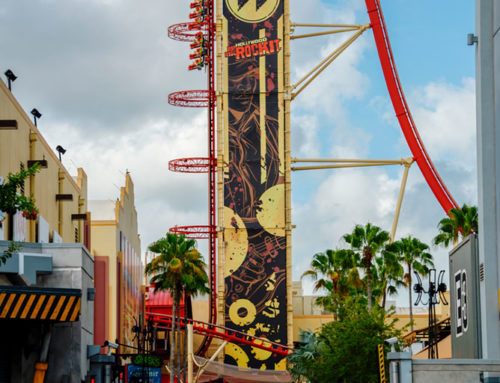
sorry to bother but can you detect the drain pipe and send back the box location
[33,329,52,383]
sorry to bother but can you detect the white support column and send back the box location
[476,0,500,360]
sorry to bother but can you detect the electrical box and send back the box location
[449,234,482,358]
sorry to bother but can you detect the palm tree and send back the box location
[343,223,390,312]
[376,248,404,309]
[145,233,209,383]
[433,204,478,247]
[301,249,362,316]
[389,236,434,332]
[288,328,321,381]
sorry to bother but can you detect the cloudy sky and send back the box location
[0,0,475,305]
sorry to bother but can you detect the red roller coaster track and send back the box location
[169,157,216,173]
[168,90,214,108]
[366,0,458,213]
[146,312,291,357]
[169,225,217,240]
[166,1,217,358]
[168,22,211,42]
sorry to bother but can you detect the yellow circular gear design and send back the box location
[251,339,273,361]
[229,299,256,326]
[224,206,248,278]
[274,357,287,370]
[225,0,280,23]
[224,343,250,368]
[247,326,273,361]
[256,184,285,236]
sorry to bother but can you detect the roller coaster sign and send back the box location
[223,0,287,370]
[225,38,281,60]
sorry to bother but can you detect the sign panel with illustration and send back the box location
[222,0,287,370]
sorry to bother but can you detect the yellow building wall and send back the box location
[0,75,88,245]
[90,174,142,347]
[293,315,335,341]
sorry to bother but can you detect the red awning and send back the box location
[145,286,184,317]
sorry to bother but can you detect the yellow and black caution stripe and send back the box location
[378,344,386,383]
[0,286,81,322]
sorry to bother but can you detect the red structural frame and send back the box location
[168,22,212,42]
[168,90,214,108]
[166,1,217,357]
[169,157,216,173]
[365,0,458,213]
[169,225,217,240]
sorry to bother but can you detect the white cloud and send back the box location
[292,76,477,304]
[291,113,321,157]
[409,78,476,168]
[40,112,208,249]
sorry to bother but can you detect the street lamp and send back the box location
[56,145,66,162]
[31,108,42,127]
[4,69,17,91]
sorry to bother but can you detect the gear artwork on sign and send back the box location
[227,0,280,23]
[223,0,287,369]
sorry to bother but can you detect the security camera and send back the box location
[104,340,119,355]
[104,340,119,349]
[384,337,399,352]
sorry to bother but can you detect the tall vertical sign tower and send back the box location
[217,0,292,370]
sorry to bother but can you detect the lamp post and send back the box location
[56,145,66,162]
[4,69,17,91]
[31,108,42,127]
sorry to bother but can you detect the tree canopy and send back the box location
[0,164,40,217]
[433,204,478,247]
[288,300,401,383]
[145,233,209,383]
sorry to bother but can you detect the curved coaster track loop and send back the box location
[365,0,458,213]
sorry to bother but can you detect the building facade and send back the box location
[90,173,143,352]
[0,74,94,382]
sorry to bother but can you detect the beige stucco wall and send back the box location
[0,75,88,245]
[89,173,142,345]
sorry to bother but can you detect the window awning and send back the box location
[0,285,81,322]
